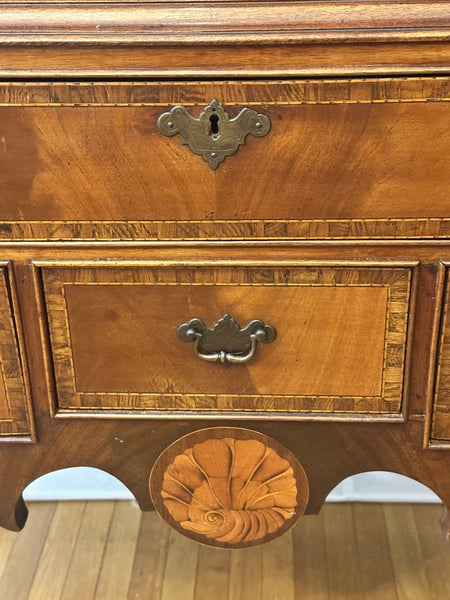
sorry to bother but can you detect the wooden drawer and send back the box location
[1,79,450,242]
[0,263,32,438]
[39,259,414,418]
[431,264,450,444]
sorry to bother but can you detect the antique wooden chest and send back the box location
[0,0,449,547]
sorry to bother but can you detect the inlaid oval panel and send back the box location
[149,427,309,548]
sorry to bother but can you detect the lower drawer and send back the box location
[39,259,414,418]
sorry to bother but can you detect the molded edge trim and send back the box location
[0,2,450,45]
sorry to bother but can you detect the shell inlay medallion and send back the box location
[149,428,309,548]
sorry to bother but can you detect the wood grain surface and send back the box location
[0,79,450,239]
[431,266,450,442]
[0,263,33,437]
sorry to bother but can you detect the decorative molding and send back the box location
[0,2,449,46]
[149,427,309,547]
[40,262,412,417]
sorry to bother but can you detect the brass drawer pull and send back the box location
[177,313,276,367]
[157,99,271,170]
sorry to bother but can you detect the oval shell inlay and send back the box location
[149,428,309,548]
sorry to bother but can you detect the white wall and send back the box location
[23,468,441,503]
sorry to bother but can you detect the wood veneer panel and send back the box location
[431,268,450,443]
[0,371,10,420]
[40,261,412,416]
[0,263,33,437]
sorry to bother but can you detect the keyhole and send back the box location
[209,114,220,136]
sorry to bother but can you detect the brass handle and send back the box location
[157,99,271,170]
[177,314,276,368]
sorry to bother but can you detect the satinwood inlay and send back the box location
[149,427,309,547]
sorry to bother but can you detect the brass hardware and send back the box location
[176,313,276,367]
[157,100,271,170]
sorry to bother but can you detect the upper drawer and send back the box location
[38,258,414,419]
[1,79,450,242]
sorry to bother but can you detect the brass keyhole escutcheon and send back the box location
[157,99,271,170]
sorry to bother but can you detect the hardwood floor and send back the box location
[0,502,448,599]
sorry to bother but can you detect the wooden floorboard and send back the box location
[262,531,296,600]
[0,501,448,599]
[413,504,450,600]
[28,501,86,600]
[160,529,199,600]
[384,504,432,600]
[126,511,170,600]
[0,502,56,600]
[228,545,263,600]
[292,512,329,600]
[58,501,115,600]
[323,503,364,599]
[353,503,398,600]
[94,501,141,600]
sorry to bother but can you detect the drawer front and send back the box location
[1,79,450,241]
[39,260,413,418]
[0,263,32,437]
[432,266,450,443]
